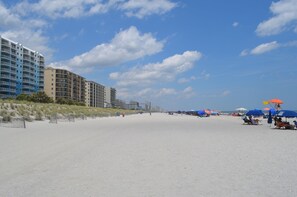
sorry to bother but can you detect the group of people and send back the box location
[273,117,295,129]
[242,115,260,125]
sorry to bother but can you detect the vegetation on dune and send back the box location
[0,99,138,122]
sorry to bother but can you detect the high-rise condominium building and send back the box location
[85,81,105,108]
[44,67,85,103]
[104,87,116,108]
[0,36,45,98]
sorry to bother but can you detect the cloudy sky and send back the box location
[1,0,297,110]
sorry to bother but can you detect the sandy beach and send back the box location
[1,113,297,197]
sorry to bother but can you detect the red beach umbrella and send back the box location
[269,98,283,104]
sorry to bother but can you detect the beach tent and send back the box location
[246,109,264,117]
[197,110,206,116]
[276,110,297,118]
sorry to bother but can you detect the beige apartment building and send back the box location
[44,67,85,102]
[104,87,116,108]
[85,81,105,108]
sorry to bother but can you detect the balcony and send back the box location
[23,64,32,69]
[1,54,11,60]
[1,82,17,88]
[0,74,11,80]
[1,42,10,47]
[23,79,35,85]
[1,61,10,66]
[23,68,35,75]
[23,56,31,61]
[0,88,16,93]
[10,63,17,68]
[22,85,34,89]
[0,81,11,86]
[1,68,11,73]
[23,72,34,77]
[23,50,29,55]
[1,48,11,54]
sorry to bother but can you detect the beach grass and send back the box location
[0,99,138,121]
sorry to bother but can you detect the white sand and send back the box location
[1,113,297,197]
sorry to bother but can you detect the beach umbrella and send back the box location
[269,108,277,116]
[269,98,283,104]
[263,107,270,111]
[246,109,264,117]
[276,110,297,118]
[197,110,206,116]
[236,107,247,111]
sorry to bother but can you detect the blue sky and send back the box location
[1,0,297,111]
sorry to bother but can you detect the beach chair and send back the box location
[293,121,297,130]
[242,117,252,125]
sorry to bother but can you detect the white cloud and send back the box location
[182,86,195,98]
[256,0,297,36]
[110,51,202,86]
[178,76,196,84]
[178,78,190,84]
[250,41,280,55]
[241,40,297,56]
[120,0,177,19]
[221,90,231,97]
[233,22,239,27]
[12,0,109,19]
[0,3,53,60]
[117,86,196,101]
[200,70,210,80]
[157,88,177,97]
[48,26,164,72]
[183,86,193,93]
[12,0,177,19]
[240,49,249,56]
[1,29,54,59]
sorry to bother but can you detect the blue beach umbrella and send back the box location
[197,110,206,116]
[246,109,264,117]
[269,108,277,116]
[276,110,297,118]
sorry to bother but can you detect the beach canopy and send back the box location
[276,110,297,118]
[246,109,264,117]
